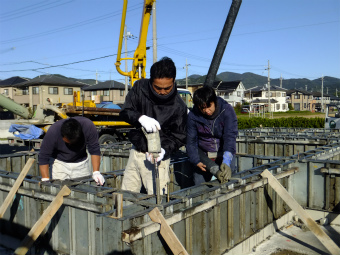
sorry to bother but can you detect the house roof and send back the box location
[82,80,128,91]
[286,89,313,96]
[14,75,86,88]
[310,92,332,97]
[213,80,241,91]
[252,98,278,104]
[246,85,287,93]
[0,76,30,87]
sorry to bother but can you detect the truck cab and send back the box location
[325,104,340,129]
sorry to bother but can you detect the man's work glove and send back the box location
[138,115,161,133]
[146,148,165,163]
[41,178,50,182]
[215,170,227,183]
[220,163,232,182]
[92,171,105,186]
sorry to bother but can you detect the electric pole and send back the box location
[280,74,282,88]
[124,25,128,97]
[266,60,271,117]
[321,76,324,112]
[184,59,191,106]
[184,59,191,90]
[152,1,157,63]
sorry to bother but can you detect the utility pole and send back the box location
[184,59,191,106]
[280,74,282,88]
[305,85,307,91]
[326,87,328,94]
[152,1,157,63]
[266,60,271,117]
[184,59,191,90]
[124,25,128,97]
[96,70,98,84]
[321,76,324,112]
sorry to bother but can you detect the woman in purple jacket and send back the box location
[186,86,238,185]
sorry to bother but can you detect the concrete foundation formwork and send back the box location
[0,128,339,255]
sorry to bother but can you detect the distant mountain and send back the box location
[177,72,340,96]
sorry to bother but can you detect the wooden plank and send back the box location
[0,158,35,219]
[261,169,340,255]
[108,193,123,219]
[14,185,71,255]
[148,207,189,255]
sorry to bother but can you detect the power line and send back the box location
[0,3,142,44]
[1,1,74,22]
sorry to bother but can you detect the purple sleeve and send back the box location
[38,124,58,165]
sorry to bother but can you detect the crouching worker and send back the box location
[38,117,105,185]
[186,86,238,185]
[119,57,187,195]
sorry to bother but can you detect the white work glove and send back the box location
[92,171,105,186]
[138,115,161,133]
[146,148,165,163]
[41,178,50,182]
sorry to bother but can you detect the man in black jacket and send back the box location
[119,57,187,195]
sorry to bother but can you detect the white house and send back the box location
[244,85,288,112]
[213,80,246,107]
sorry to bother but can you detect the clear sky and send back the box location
[0,0,339,84]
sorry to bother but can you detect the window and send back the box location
[103,90,110,96]
[92,91,97,96]
[294,94,300,99]
[120,90,124,96]
[33,87,39,94]
[3,89,8,95]
[276,104,280,110]
[22,87,29,95]
[282,92,286,97]
[282,104,286,110]
[64,88,73,95]
[304,103,306,108]
[237,91,241,97]
[48,87,58,94]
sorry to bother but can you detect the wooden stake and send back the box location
[148,207,189,255]
[0,158,35,218]
[261,169,340,255]
[14,185,71,255]
[109,193,123,219]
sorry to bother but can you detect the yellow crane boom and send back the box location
[115,0,155,86]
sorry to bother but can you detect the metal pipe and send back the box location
[204,0,242,87]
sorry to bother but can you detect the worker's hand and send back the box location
[197,162,207,172]
[215,170,227,183]
[156,148,165,162]
[222,151,233,166]
[92,171,105,186]
[146,148,165,163]
[138,115,161,133]
[220,163,232,182]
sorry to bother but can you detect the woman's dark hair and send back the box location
[61,118,83,144]
[150,57,176,83]
[193,86,217,109]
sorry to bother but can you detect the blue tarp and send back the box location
[9,124,44,140]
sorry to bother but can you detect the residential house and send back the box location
[12,75,87,112]
[244,85,288,112]
[311,92,331,112]
[177,80,246,107]
[0,76,30,99]
[82,80,130,105]
[212,80,246,107]
[286,89,316,112]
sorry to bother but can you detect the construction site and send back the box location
[1,0,340,254]
[0,127,339,254]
